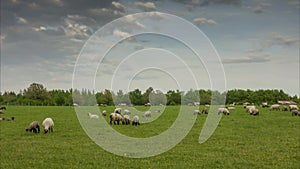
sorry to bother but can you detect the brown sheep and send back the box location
[291,110,299,116]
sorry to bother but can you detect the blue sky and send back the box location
[1,0,299,96]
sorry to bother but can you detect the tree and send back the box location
[143,87,154,104]
[129,89,143,105]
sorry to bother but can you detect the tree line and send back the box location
[0,83,299,106]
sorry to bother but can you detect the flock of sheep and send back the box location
[25,118,54,134]
[87,108,154,126]
[193,102,299,117]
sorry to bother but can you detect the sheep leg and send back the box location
[37,126,40,133]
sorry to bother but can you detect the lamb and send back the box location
[245,106,256,113]
[42,118,54,134]
[88,112,99,119]
[122,115,130,125]
[0,117,5,121]
[270,104,280,111]
[261,102,269,108]
[289,105,299,111]
[26,121,40,133]
[218,108,229,115]
[201,107,208,114]
[227,107,235,110]
[291,109,299,116]
[194,109,200,115]
[109,112,123,125]
[132,115,140,126]
[144,111,151,117]
[124,109,131,115]
[102,110,107,116]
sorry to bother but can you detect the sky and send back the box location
[1,0,299,96]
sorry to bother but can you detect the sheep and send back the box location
[282,106,289,111]
[261,102,269,108]
[243,102,250,108]
[0,110,3,114]
[144,111,151,117]
[88,112,99,119]
[6,117,15,121]
[109,112,123,125]
[26,121,40,133]
[0,117,5,121]
[132,115,140,126]
[42,118,54,134]
[102,110,107,116]
[227,107,235,110]
[218,108,229,115]
[291,109,299,116]
[270,104,280,111]
[114,108,122,114]
[0,106,6,110]
[155,110,161,113]
[251,109,259,116]
[246,106,256,113]
[201,107,208,114]
[289,105,299,111]
[122,115,130,125]
[194,109,200,115]
[124,109,131,115]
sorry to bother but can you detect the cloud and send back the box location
[113,29,132,39]
[123,15,146,29]
[223,54,270,64]
[253,6,264,13]
[134,2,156,11]
[193,17,217,25]
[16,16,28,24]
[112,1,126,11]
[268,33,299,47]
[173,0,241,6]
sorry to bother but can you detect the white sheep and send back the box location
[289,105,299,111]
[270,104,280,111]
[194,109,200,115]
[110,112,123,125]
[132,115,140,126]
[246,105,256,113]
[144,111,151,117]
[291,109,299,116]
[0,117,5,121]
[88,112,99,119]
[218,108,229,115]
[102,110,107,116]
[261,102,269,108]
[124,109,131,115]
[26,121,40,133]
[122,115,130,125]
[42,118,54,134]
[114,108,122,114]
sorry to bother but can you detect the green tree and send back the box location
[129,89,143,105]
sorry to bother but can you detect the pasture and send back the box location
[0,106,299,168]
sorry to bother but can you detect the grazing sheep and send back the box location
[26,121,40,133]
[6,117,15,121]
[246,106,256,113]
[132,115,140,126]
[0,117,5,121]
[282,106,289,111]
[102,110,107,116]
[114,108,122,114]
[122,115,130,125]
[88,112,99,119]
[155,110,161,113]
[227,107,235,110]
[144,111,151,117]
[270,104,280,111]
[289,105,299,111]
[0,106,6,110]
[261,102,269,108]
[291,109,299,116]
[194,109,200,115]
[243,102,250,108]
[109,113,123,125]
[251,109,259,116]
[218,108,229,115]
[124,109,131,115]
[201,107,208,114]
[0,110,3,114]
[42,118,54,134]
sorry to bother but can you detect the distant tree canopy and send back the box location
[0,83,299,106]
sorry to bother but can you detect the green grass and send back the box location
[0,106,299,169]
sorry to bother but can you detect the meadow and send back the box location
[0,105,299,169]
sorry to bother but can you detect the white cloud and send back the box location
[134,2,156,10]
[16,16,28,24]
[193,17,217,25]
[223,54,270,64]
[113,29,132,39]
[112,1,126,11]
[88,8,122,18]
[49,0,64,7]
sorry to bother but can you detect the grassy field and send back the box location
[0,105,299,169]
